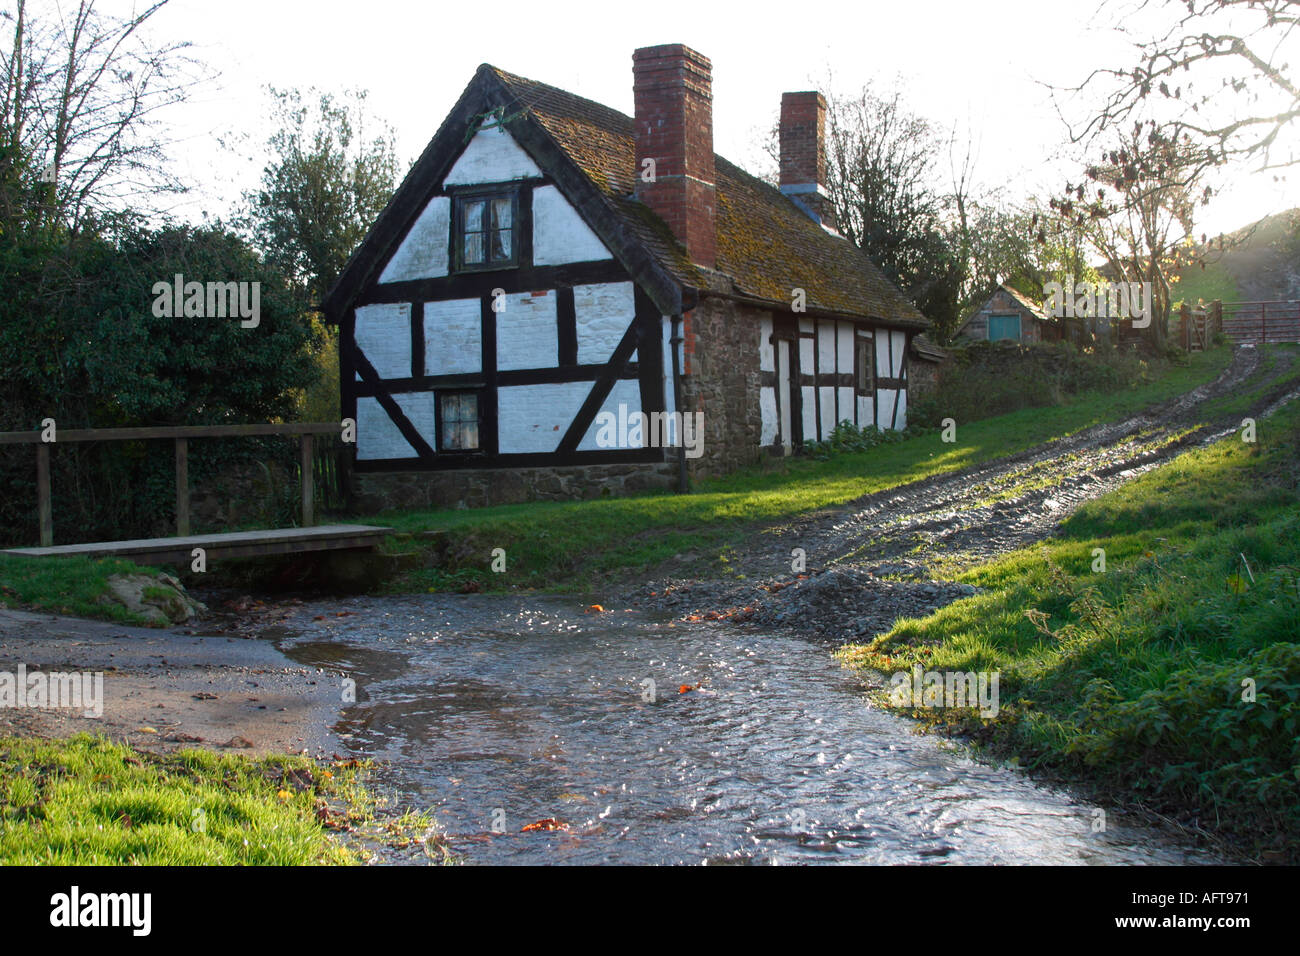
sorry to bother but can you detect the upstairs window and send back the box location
[455,191,516,271]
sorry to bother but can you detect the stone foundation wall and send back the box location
[351,461,678,512]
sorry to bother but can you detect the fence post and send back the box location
[175,437,190,536]
[301,434,315,528]
[36,443,52,547]
[1261,302,1267,344]
[1179,303,1190,349]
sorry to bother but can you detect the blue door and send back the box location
[988,314,1021,341]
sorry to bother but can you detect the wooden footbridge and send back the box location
[0,423,390,565]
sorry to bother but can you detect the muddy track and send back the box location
[636,347,1300,643]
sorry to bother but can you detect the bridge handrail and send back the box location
[1,422,346,547]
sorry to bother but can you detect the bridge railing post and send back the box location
[301,434,315,528]
[175,437,190,536]
[36,443,52,547]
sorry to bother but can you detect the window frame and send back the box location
[435,389,484,454]
[854,334,875,397]
[451,187,519,273]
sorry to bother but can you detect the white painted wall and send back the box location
[424,298,481,375]
[496,291,557,370]
[661,316,677,418]
[817,319,836,377]
[876,390,899,429]
[838,386,854,425]
[497,381,589,454]
[355,392,438,461]
[759,386,778,445]
[379,197,450,283]
[354,303,411,380]
[758,318,776,445]
[857,394,873,427]
[801,385,816,440]
[533,185,612,265]
[578,378,644,451]
[574,281,634,365]
[443,125,541,185]
[819,386,836,438]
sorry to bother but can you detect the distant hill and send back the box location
[1173,208,1300,306]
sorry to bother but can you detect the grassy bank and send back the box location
[0,734,442,864]
[839,386,1300,861]
[0,553,160,624]
[380,347,1233,594]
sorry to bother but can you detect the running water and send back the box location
[272,593,1217,865]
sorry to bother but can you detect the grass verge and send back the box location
[838,388,1300,861]
[0,734,447,864]
[378,347,1233,594]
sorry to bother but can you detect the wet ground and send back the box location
[8,347,1293,864]
[641,345,1300,641]
[0,607,338,755]
[271,593,1218,865]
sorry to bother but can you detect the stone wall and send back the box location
[680,288,765,479]
[907,354,944,399]
[190,459,296,532]
[351,461,678,513]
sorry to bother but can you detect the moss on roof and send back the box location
[489,66,928,327]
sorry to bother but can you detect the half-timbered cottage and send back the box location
[323,44,930,510]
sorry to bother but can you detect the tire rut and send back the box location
[635,346,1300,644]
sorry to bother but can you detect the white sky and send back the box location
[129,0,1299,237]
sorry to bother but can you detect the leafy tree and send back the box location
[0,221,319,543]
[242,86,400,305]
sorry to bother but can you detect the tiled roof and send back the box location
[489,67,928,327]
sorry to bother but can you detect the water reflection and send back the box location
[275,594,1215,866]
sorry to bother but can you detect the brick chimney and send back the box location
[779,91,835,228]
[633,44,716,268]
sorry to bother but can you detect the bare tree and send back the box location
[1070,0,1300,175]
[1054,125,1204,346]
[1,0,204,234]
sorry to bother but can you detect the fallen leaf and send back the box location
[521,818,568,832]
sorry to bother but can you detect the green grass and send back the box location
[839,389,1300,860]
[1172,259,1241,309]
[0,735,387,864]
[379,347,1234,593]
[0,554,160,624]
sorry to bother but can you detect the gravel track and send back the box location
[635,347,1300,644]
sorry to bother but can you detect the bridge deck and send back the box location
[0,524,393,566]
